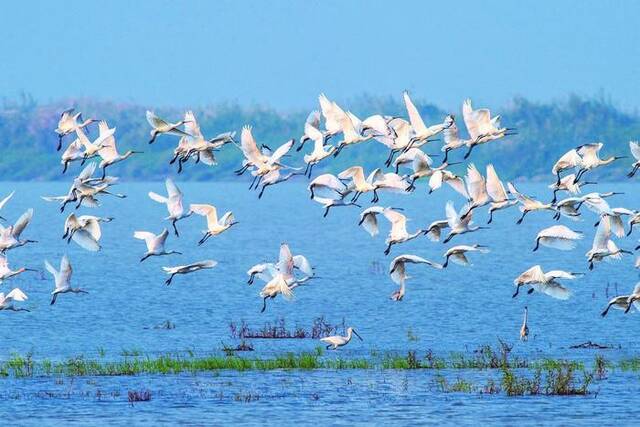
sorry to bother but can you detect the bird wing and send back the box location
[445,201,460,228]
[148,191,168,204]
[465,164,487,203]
[193,260,217,269]
[5,288,27,303]
[507,182,534,205]
[0,191,14,210]
[292,255,313,277]
[269,139,294,164]
[305,122,324,146]
[97,122,118,161]
[429,170,444,191]
[133,231,156,249]
[183,111,203,139]
[146,111,171,129]
[72,230,100,252]
[77,162,97,181]
[164,178,182,199]
[485,164,508,202]
[240,126,263,164]
[360,206,384,237]
[462,99,480,140]
[630,141,640,161]
[219,211,235,226]
[199,149,217,166]
[305,110,321,128]
[403,91,427,134]
[411,149,432,172]
[515,265,546,284]
[592,216,611,250]
[545,270,579,281]
[400,254,443,268]
[532,282,572,300]
[277,244,295,277]
[190,204,217,225]
[12,209,33,239]
[450,253,470,266]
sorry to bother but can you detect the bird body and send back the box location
[320,327,362,350]
[45,255,87,305]
[189,204,237,245]
[163,260,217,285]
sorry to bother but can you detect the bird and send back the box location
[148,178,193,237]
[76,123,115,164]
[146,111,193,144]
[317,93,347,140]
[163,260,217,286]
[425,219,450,242]
[601,283,640,316]
[552,149,583,184]
[302,120,334,177]
[573,143,625,183]
[428,169,468,197]
[60,138,85,173]
[402,91,450,149]
[440,115,469,164]
[63,214,112,251]
[443,201,488,244]
[189,204,237,246]
[55,108,96,151]
[548,174,596,204]
[367,208,426,255]
[485,164,517,223]
[257,168,306,199]
[247,263,277,285]
[0,288,29,312]
[332,112,375,157]
[0,209,36,253]
[134,229,182,262]
[401,149,449,191]
[388,254,442,301]
[507,182,556,224]
[520,307,529,341]
[512,265,580,299]
[45,255,87,305]
[627,211,640,236]
[297,110,322,152]
[442,244,489,268]
[586,215,632,270]
[336,166,379,203]
[320,327,363,350]
[239,126,295,189]
[0,254,37,283]
[627,141,640,177]
[308,174,360,217]
[460,164,490,215]
[96,121,142,178]
[0,191,14,221]
[532,225,583,251]
[461,99,514,159]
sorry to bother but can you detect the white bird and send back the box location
[403,149,450,191]
[0,209,36,253]
[76,124,115,164]
[96,121,142,178]
[627,141,640,178]
[380,208,427,255]
[0,288,29,312]
[402,91,450,148]
[507,182,556,224]
[425,219,450,242]
[45,255,87,305]
[552,149,583,184]
[388,254,442,301]
[247,263,277,285]
[189,204,237,246]
[601,283,640,316]
[134,229,182,262]
[548,174,596,204]
[146,111,192,144]
[533,225,583,252]
[297,110,322,151]
[318,93,347,140]
[553,196,589,221]
[443,202,487,244]
[148,178,193,237]
[485,164,517,223]
[163,260,217,286]
[461,164,490,214]
[60,138,85,173]
[442,244,489,268]
[55,108,96,151]
[332,112,374,157]
[257,168,305,199]
[461,98,514,159]
[520,307,529,341]
[258,244,313,312]
[574,143,625,183]
[337,166,378,203]
[0,254,37,283]
[512,265,580,299]
[0,191,14,222]
[440,115,469,164]
[302,120,334,177]
[586,215,632,270]
[308,174,359,217]
[320,327,363,350]
[63,214,112,251]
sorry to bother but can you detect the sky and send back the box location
[0,0,638,111]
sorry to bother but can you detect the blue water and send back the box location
[2,181,640,425]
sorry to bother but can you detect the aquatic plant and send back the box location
[229,316,346,340]
[128,390,151,404]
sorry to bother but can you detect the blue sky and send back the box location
[1,0,638,111]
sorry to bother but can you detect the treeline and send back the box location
[0,93,639,181]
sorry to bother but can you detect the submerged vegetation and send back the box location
[229,317,346,340]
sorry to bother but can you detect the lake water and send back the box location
[2,181,640,425]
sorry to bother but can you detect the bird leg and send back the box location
[463,145,474,159]
[323,206,331,218]
[198,232,211,246]
[57,135,63,152]
[248,175,258,190]
[177,157,184,174]
[442,148,450,165]
[371,189,379,203]
[169,152,180,165]
[258,183,272,199]
[140,254,151,263]
[234,164,249,176]
[172,219,180,237]
[385,149,397,167]
[406,177,417,192]
[384,242,393,256]
[532,238,541,252]
[487,209,494,224]
[628,165,639,178]
[165,274,176,286]
[101,165,108,180]
[261,296,269,313]
[307,163,315,178]
[516,211,528,225]
[62,161,69,174]
[512,285,521,298]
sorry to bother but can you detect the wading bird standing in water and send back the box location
[45,255,87,305]
[320,327,363,350]
[520,307,529,341]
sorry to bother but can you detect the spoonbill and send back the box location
[134,229,182,262]
[440,115,469,164]
[507,182,556,224]
[318,93,347,140]
[76,124,115,164]
[549,174,596,203]
[512,265,580,299]
[189,204,237,246]
[460,164,490,215]
[0,255,37,282]
[461,99,514,159]
[425,219,450,242]
[96,121,142,178]
[320,327,363,350]
[163,260,217,286]
[601,283,640,316]
[63,214,112,252]
[146,111,192,144]
[60,138,85,173]
[55,108,96,151]
[257,168,306,199]
[302,120,334,177]
[443,202,488,244]
[628,141,640,177]
[442,244,489,268]
[402,91,450,149]
[552,149,582,184]
[45,255,87,305]
[520,307,529,341]
[0,209,36,253]
[389,254,442,301]
[586,216,632,270]
[148,178,193,236]
[574,143,625,183]
[0,288,29,312]
[533,225,583,251]
[485,164,517,223]
[297,110,321,151]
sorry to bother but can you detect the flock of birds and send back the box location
[1,92,639,350]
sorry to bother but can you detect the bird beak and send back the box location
[353,330,363,341]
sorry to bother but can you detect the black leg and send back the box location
[172,219,179,237]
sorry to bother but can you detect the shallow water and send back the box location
[1,181,640,424]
